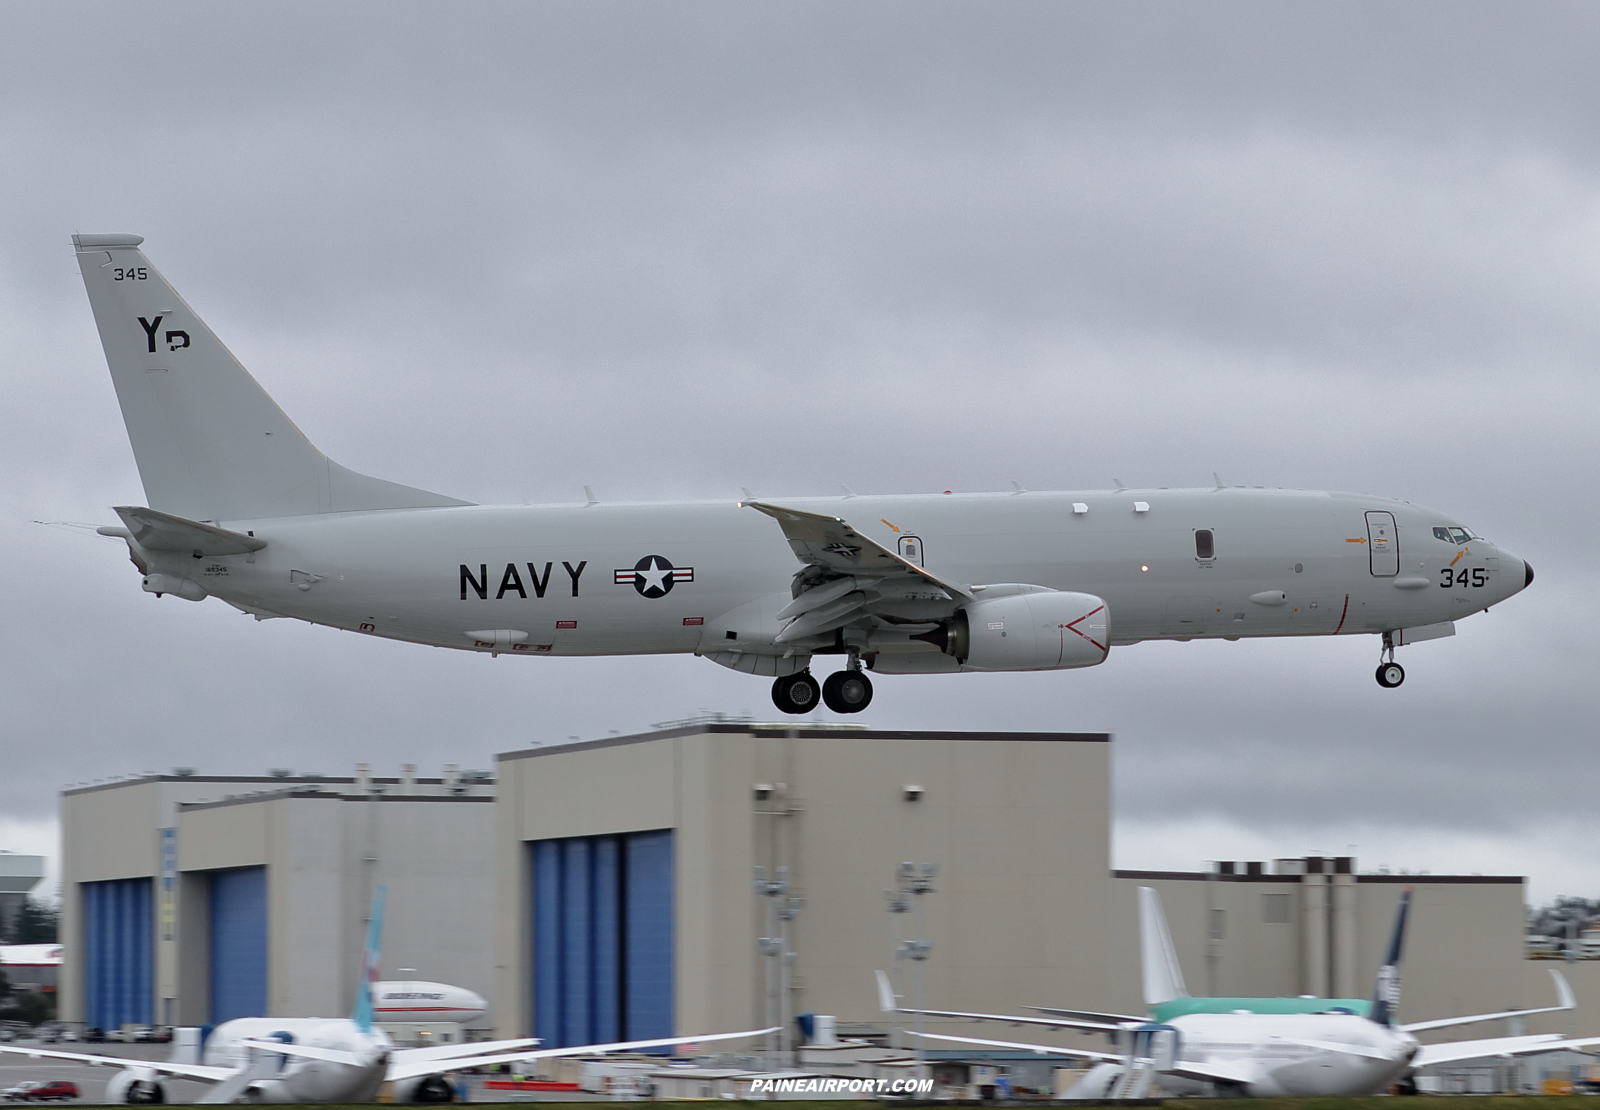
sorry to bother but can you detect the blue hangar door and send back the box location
[208,866,267,1021]
[532,830,673,1047]
[81,878,153,1031]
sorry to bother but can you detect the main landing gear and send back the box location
[1375,633,1405,688]
[771,664,874,715]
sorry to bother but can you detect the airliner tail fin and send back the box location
[72,234,469,522]
[1137,886,1190,1005]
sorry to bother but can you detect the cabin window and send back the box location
[1194,529,1215,559]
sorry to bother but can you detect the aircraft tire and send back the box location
[1376,661,1405,688]
[772,671,821,714]
[822,669,873,714]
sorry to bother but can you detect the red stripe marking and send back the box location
[1333,594,1350,634]
[1064,605,1109,653]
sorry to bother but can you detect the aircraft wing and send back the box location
[1275,1037,1400,1062]
[384,1027,778,1083]
[1401,968,1574,1034]
[1162,1058,1259,1086]
[744,502,972,598]
[897,1005,1120,1034]
[1030,1005,1150,1024]
[0,1043,235,1083]
[238,1039,365,1067]
[911,1031,1123,1063]
[391,1037,541,1064]
[1412,1033,1570,1068]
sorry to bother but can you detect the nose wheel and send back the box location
[772,671,821,714]
[1375,633,1405,688]
[822,668,874,713]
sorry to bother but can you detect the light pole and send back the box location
[892,862,936,1082]
[756,866,803,1070]
[884,886,910,1054]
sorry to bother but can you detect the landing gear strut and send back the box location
[1375,634,1405,688]
[822,667,873,714]
[771,671,821,714]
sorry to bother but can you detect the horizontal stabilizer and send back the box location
[107,505,266,556]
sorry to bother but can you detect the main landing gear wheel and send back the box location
[1376,661,1405,688]
[822,669,873,714]
[772,671,821,715]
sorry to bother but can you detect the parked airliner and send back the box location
[72,234,1533,713]
[884,888,1596,1098]
[0,889,772,1103]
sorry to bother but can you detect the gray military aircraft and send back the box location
[71,234,1534,714]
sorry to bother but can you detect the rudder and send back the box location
[72,234,469,522]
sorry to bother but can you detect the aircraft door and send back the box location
[897,535,924,566]
[1366,511,1399,577]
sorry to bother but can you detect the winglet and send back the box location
[1368,888,1412,1026]
[1552,967,1575,1010]
[1138,887,1189,1005]
[876,970,899,1014]
[352,885,387,1032]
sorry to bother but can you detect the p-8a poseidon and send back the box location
[71,234,1534,714]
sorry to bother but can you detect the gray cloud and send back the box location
[3,1,1596,903]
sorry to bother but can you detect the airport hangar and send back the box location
[59,724,1597,1049]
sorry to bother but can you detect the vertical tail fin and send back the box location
[1137,887,1190,1005]
[1368,888,1412,1026]
[352,885,386,1033]
[71,234,468,522]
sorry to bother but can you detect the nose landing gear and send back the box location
[1375,633,1405,688]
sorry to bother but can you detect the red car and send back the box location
[13,1082,76,1102]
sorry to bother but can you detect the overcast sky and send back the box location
[3,2,1597,904]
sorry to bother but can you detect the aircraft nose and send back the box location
[1524,559,1535,589]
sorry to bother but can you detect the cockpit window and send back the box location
[1433,527,1451,542]
[1448,527,1472,544]
[1434,526,1476,545]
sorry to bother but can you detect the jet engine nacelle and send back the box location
[943,588,1110,671]
[392,1075,457,1103]
[106,1068,167,1104]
